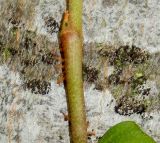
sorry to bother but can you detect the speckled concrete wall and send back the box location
[0,1,160,143]
[35,0,160,52]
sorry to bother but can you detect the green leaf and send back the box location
[98,121,156,143]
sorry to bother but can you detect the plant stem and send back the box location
[59,0,87,143]
[67,0,83,34]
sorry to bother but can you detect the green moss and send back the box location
[106,46,150,98]
[2,47,11,61]
[111,85,124,98]
[10,26,18,37]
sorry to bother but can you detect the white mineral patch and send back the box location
[34,0,160,53]
[0,65,159,143]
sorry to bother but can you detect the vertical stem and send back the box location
[67,0,83,34]
[59,0,87,143]
[63,33,87,143]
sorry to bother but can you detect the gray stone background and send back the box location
[0,0,160,143]
[35,0,160,52]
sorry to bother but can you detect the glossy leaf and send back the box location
[98,121,156,143]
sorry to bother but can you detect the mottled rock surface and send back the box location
[0,0,160,143]
[0,65,160,143]
[35,0,160,52]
